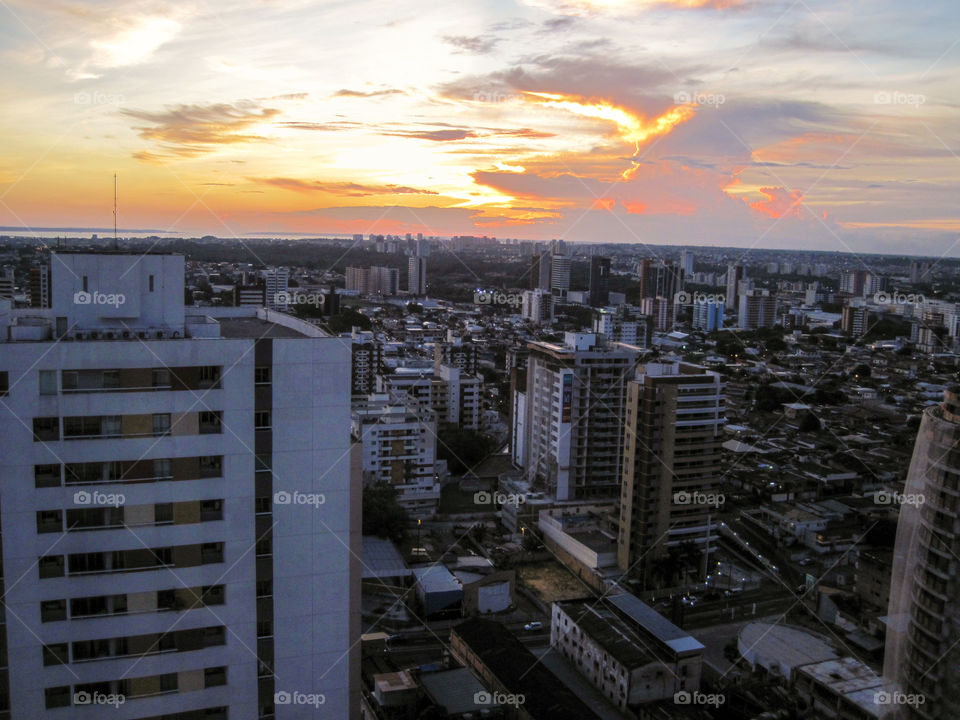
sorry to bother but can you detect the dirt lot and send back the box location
[517,560,593,604]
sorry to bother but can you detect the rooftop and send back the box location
[451,619,601,720]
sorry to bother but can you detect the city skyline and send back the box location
[1,0,959,255]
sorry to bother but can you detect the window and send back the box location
[0,370,7,396]
[40,599,67,622]
[35,463,60,488]
[102,415,121,436]
[202,585,226,605]
[152,368,170,387]
[205,666,227,688]
[154,503,173,524]
[71,596,110,618]
[199,411,222,434]
[201,543,224,564]
[149,274,155,292]
[152,413,171,435]
[199,366,221,388]
[39,370,57,395]
[200,499,223,521]
[255,497,271,514]
[37,510,63,534]
[33,417,59,441]
[254,411,271,429]
[44,686,71,709]
[39,555,64,578]
[203,626,226,647]
[254,366,271,384]
[199,455,222,478]
[69,552,107,574]
[42,643,69,666]
[82,275,88,292]
[154,458,172,479]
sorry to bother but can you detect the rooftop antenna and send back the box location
[113,173,118,249]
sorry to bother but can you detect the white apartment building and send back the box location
[351,394,439,517]
[376,364,480,432]
[263,268,289,311]
[407,257,427,296]
[521,333,641,501]
[522,289,553,325]
[0,251,359,720]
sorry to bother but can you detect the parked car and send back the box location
[523,621,543,631]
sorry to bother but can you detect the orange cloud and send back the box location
[251,177,439,196]
[749,186,804,218]
[522,92,695,148]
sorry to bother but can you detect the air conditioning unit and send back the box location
[138,331,148,339]
[155,330,166,339]
[105,331,116,340]
[89,331,99,340]
[74,331,85,340]
[122,330,131,339]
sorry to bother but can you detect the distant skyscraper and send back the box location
[885,387,960,719]
[550,255,571,297]
[680,249,694,276]
[408,256,427,296]
[617,362,725,584]
[725,264,745,311]
[589,256,611,307]
[264,267,289,310]
[345,266,369,294]
[738,289,777,329]
[841,305,869,337]
[693,299,724,332]
[0,266,14,300]
[30,263,51,308]
[522,289,554,325]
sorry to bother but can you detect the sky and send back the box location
[1,0,959,256]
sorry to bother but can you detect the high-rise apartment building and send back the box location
[349,327,382,396]
[264,267,289,311]
[885,386,960,719]
[351,394,439,517]
[369,266,400,296]
[520,333,641,500]
[725,263,745,311]
[522,289,554,325]
[530,252,552,291]
[692,299,724,332]
[345,266,369,294]
[841,305,870,337]
[407,256,427,296]
[0,251,359,719]
[30,263,51,308]
[738,289,777,329]
[589,256,611,307]
[593,307,652,348]
[617,362,725,583]
[434,334,478,375]
[0,266,14,300]
[680,249,695,276]
[550,255,571,298]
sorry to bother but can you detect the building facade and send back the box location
[617,362,725,582]
[521,333,641,501]
[0,251,359,719]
